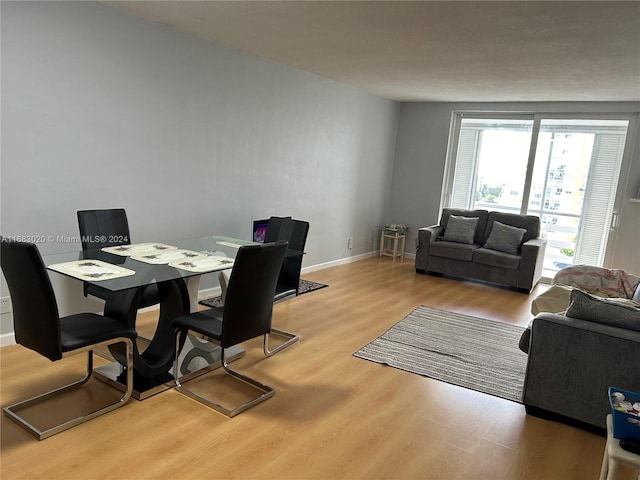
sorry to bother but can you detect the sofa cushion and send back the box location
[441,209,489,245]
[566,289,640,332]
[483,211,541,244]
[430,240,479,261]
[472,247,521,270]
[483,221,526,255]
[442,215,479,244]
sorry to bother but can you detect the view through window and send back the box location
[446,114,631,278]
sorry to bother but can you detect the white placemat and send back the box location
[131,249,206,265]
[170,256,235,273]
[102,243,177,256]
[48,260,136,281]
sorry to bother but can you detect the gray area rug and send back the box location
[199,278,328,308]
[354,305,528,403]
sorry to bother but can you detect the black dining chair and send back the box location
[264,216,310,301]
[262,216,309,356]
[217,217,309,356]
[77,208,159,308]
[172,240,288,417]
[0,238,136,440]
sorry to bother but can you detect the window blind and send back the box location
[575,134,627,265]
[451,127,479,209]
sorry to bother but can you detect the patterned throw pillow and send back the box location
[442,215,479,244]
[483,221,526,255]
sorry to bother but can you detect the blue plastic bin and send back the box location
[609,387,640,441]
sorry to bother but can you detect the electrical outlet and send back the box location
[1,297,11,315]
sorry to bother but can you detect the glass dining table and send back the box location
[43,235,257,399]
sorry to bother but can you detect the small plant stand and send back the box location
[379,229,406,263]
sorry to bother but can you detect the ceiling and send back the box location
[106,1,640,102]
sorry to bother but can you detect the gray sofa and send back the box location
[521,288,640,433]
[415,208,546,293]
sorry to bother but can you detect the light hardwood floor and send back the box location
[1,257,636,480]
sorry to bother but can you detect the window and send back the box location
[443,113,634,278]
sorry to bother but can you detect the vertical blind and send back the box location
[575,133,626,265]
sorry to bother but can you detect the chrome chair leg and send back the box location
[221,271,300,357]
[174,333,275,418]
[4,338,134,440]
[263,329,300,357]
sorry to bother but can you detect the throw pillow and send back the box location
[566,289,640,332]
[483,221,526,255]
[442,215,479,244]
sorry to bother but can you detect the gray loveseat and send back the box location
[415,208,547,293]
[521,288,640,433]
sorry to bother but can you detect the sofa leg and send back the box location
[524,405,606,437]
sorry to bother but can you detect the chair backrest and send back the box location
[286,219,309,254]
[0,238,63,361]
[77,209,131,251]
[264,217,310,293]
[221,241,288,348]
[263,216,293,243]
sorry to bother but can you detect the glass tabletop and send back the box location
[42,236,257,292]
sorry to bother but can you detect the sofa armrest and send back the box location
[523,312,640,429]
[517,237,547,292]
[415,225,443,272]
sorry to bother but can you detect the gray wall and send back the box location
[390,102,640,272]
[0,1,399,333]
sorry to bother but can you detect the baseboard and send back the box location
[197,286,222,301]
[1,332,15,347]
[302,251,375,274]
[302,249,415,274]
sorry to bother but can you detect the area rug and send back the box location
[199,279,328,308]
[353,306,528,403]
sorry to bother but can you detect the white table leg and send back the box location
[185,275,201,313]
[218,269,231,304]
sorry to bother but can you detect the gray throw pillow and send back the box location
[566,289,640,332]
[483,221,526,255]
[442,215,479,244]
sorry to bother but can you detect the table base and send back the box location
[94,336,244,400]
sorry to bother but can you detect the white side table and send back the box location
[379,229,406,263]
[599,414,640,480]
